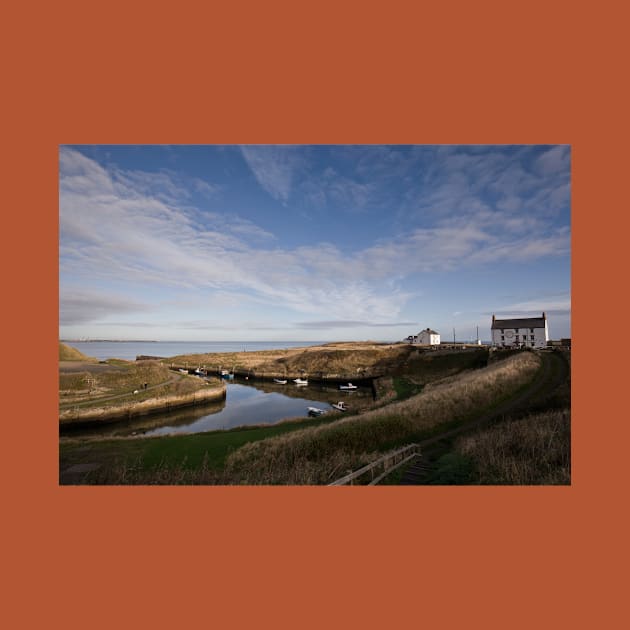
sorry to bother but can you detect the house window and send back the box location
[531,335,535,341]
[530,328,534,333]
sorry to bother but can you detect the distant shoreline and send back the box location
[61,339,159,343]
[59,339,337,343]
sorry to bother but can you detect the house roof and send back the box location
[420,329,439,335]
[492,317,546,330]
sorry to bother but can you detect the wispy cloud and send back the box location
[293,320,418,329]
[60,289,152,325]
[240,145,304,203]
[488,293,572,318]
[59,147,571,334]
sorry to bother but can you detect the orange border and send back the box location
[4,1,627,628]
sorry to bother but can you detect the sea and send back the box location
[61,340,331,361]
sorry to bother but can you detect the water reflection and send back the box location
[60,378,373,439]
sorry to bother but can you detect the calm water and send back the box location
[62,340,330,361]
[61,378,374,438]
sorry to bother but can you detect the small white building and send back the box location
[491,313,549,348]
[417,328,441,345]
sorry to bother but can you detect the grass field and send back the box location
[223,351,540,484]
[59,347,570,485]
[61,414,342,484]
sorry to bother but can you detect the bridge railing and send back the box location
[328,443,420,486]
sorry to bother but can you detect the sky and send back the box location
[59,145,571,342]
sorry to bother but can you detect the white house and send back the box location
[417,328,441,345]
[491,313,549,348]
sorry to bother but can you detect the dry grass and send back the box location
[224,351,541,484]
[456,409,571,484]
[59,359,225,424]
[59,342,95,362]
[164,342,412,378]
[59,383,225,424]
[60,361,173,403]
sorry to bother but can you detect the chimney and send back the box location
[492,314,495,323]
[542,312,546,319]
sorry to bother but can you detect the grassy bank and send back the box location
[455,409,571,484]
[222,351,541,484]
[60,359,225,425]
[163,341,416,380]
[60,361,175,405]
[59,346,563,485]
[164,343,489,384]
[59,382,226,425]
[60,413,343,484]
[59,341,95,362]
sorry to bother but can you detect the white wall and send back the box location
[418,330,440,345]
[491,322,548,348]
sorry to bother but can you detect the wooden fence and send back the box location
[328,443,420,486]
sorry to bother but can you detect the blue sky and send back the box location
[59,145,571,341]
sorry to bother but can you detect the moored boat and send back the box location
[293,378,308,385]
[339,382,358,390]
[332,401,348,412]
[273,378,288,384]
[307,406,326,416]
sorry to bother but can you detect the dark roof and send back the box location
[492,317,546,330]
[420,328,439,335]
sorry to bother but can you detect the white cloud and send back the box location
[59,147,571,330]
[240,145,303,203]
[491,293,571,317]
[535,145,570,175]
[294,320,417,329]
[60,289,152,325]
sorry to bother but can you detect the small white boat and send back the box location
[178,368,188,374]
[332,401,348,412]
[339,382,358,390]
[293,378,308,385]
[307,406,326,416]
[274,378,288,384]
